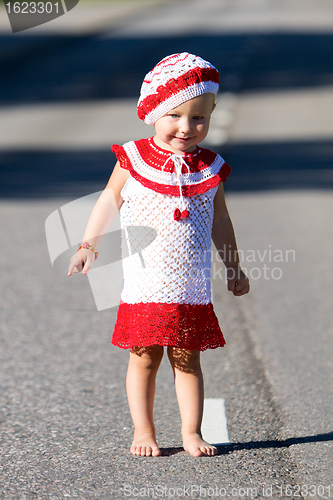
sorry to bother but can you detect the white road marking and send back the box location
[202,398,230,445]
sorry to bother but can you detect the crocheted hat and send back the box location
[137,52,219,125]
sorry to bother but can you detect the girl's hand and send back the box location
[68,249,95,276]
[227,267,250,296]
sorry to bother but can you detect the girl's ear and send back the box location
[212,102,216,112]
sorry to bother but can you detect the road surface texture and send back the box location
[0,0,332,498]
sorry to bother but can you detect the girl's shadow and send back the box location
[159,431,333,457]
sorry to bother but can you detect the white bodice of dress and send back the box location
[119,176,218,305]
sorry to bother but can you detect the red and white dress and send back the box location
[111,137,231,351]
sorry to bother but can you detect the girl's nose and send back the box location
[179,118,191,134]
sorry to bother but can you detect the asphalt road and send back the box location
[0,0,332,498]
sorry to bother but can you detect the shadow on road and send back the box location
[1,139,333,198]
[1,33,333,104]
[215,431,333,455]
[156,431,333,456]
[1,31,333,197]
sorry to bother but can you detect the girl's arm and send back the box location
[212,182,249,296]
[68,161,130,276]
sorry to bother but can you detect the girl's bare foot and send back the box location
[130,432,161,457]
[182,433,217,457]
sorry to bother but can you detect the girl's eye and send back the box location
[169,114,179,118]
[193,116,204,120]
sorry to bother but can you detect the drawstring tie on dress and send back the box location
[161,154,190,221]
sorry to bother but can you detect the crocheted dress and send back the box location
[111,137,231,351]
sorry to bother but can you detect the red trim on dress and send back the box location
[111,139,231,197]
[112,302,226,351]
[135,138,217,173]
[111,144,130,170]
[137,67,219,121]
[126,163,231,197]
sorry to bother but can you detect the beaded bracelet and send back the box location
[77,241,99,260]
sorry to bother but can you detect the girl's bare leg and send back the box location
[126,345,164,457]
[167,347,217,457]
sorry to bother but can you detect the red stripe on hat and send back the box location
[137,66,219,121]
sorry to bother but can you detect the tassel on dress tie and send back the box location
[161,154,190,221]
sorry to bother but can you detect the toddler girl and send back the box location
[68,53,249,457]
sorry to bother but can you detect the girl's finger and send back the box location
[234,281,250,295]
[82,257,94,275]
[227,279,237,292]
[69,264,80,275]
[68,255,84,276]
[68,263,75,276]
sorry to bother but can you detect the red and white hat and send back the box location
[137,52,219,125]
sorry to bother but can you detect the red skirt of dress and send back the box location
[112,301,226,351]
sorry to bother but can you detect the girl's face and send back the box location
[153,93,215,155]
